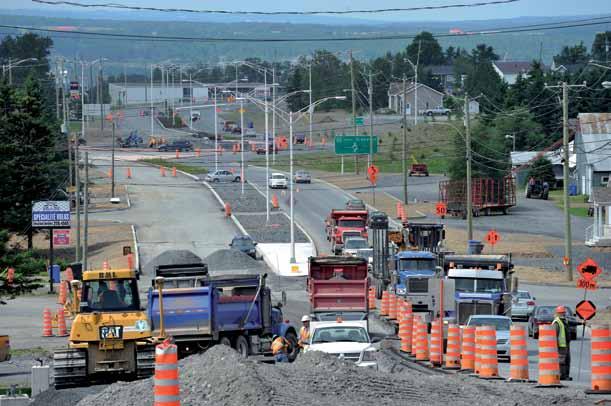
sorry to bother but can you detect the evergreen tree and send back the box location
[0,229,44,302]
[406,32,445,66]
[591,31,611,62]
[554,42,590,65]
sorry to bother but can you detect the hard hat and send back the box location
[272,334,279,340]
[555,305,566,314]
[301,315,311,322]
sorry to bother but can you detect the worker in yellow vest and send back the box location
[552,306,571,380]
[298,315,311,348]
[271,335,289,363]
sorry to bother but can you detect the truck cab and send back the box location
[394,251,440,323]
[326,210,368,254]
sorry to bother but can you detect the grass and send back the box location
[9,347,51,357]
[140,158,208,175]
[0,387,31,396]
[548,190,591,217]
[68,121,81,133]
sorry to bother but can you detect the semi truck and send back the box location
[442,254,514,325]
[307,256,369,323]
[325,209,368,254]
[147,266,299,361]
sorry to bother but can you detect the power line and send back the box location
[32,0,520,15]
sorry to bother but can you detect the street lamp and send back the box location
[3,57,38,85]
[184,78,219,171]
[602,81,611,89]
[505,134,516,152]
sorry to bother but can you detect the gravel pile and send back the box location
[31,385,106,406]
[205,248,267,274]
[235,213,308,244]
[144,249,203,274]
[75,345,591,406]
[209,182,267,213]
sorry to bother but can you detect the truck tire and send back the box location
[236,335,250,358]
[285,332,299,362]
[219,336,233,347]
[375,279,383,300]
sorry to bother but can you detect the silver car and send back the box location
[466,315,512,360]
[511,290,536,320]
[294,170,311,184]
[205,170,241,183]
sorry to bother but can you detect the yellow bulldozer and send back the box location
[53,269,156,388]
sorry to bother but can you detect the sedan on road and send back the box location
[466,315,512,360]
[229,235,257,259]
[511,290,536,320]
[269,173,288,189]
[294,170,311,184]
[205,170,241,183]
[158,140,193,152]
[528,305,578,340]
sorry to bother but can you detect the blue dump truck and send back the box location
[393,251,441,324]
[147,265,299,361]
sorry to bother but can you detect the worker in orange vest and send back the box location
[271,335,289,363]
[298,315,311,348]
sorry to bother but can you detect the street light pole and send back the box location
[289,110,295,263]
[240,99,245,195]
[264,72,270,223]
[189,72,193,128]
[272,67,277,164]
[368,71,374,168]
[402,76,408,204]
[465,92,473,241]
[150,64,154,137]
[309,62,313,148]
[214,86,219,171]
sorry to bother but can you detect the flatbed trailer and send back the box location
[439,176,516,218]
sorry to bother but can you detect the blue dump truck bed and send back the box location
[147,274,268,340]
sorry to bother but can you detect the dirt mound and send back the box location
[144,249,203,273]
[205,249,266,274]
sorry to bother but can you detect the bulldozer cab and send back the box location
[80,269,141,313]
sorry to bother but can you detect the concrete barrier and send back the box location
[256,243,315,277]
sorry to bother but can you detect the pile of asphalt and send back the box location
[235,213,309,244]
[205,249,267,274]
[143,249,203,274]
[31,385,106,406]
[73,345,591,406]
[209,182,267,213]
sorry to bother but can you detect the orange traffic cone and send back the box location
[536,325,562,387]
[172,167,177,177]
[160,166,166,177]
[57,281,67,305]
[508,324,529,382]
[175,149,180,159]
[271,194,279,209]
[42,308,53,337]
[429,318,442,366]
[379,290,389,317]
[588,323,611,393]
[414,316,428,361]
[461,326,476,371]
[388,292,398,321]
[399,300,413,354]
[396,201,402,219]
[195,148,201,157]
[445,323,461,369]
[224,202,232,217]
[476,325,500,379]
[56,307,68,337]
[400,205,408,224]
[127,167,132,179]
[368,287,376,310]
[103,260,109,271]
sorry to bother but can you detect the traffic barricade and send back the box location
[368,287,376,310]
[476,325,500,379]
[388,292,398,321]
[536,325,562,387]
[154,340,180,406]
[380,290,389,317]
[461,326,475,371]
[429,318,442,366]
[587,323,611,394]
[445,323,460,369]
[415,316,428,361]
[508,325,529,382]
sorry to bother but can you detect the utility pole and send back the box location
[272,67,277,163]
[368,71,374,168]
[402,76,408,204]
[350,50,358,175]
[99,63,104,133]
[465,92,473,241]
[111,122,116,199]
[83,151,89,271]
[150,64,154,137]
[308,62,313,149]
[75,141,80,262]
[545,81,585,281]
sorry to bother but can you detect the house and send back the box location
[492,61,535,85]
[511,150,563,186]
[426,65,455,93]
[575,113,611,196]
[585,186,611,247]
[550,61,586,75]
[387,82,444,115]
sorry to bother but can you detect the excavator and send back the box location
[53,269,156,388]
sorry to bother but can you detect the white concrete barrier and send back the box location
[257,243,315,277]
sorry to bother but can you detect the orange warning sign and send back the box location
[486,230,500,246]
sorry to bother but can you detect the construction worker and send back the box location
[552,305,571,380]
[271,334,289,363]
[299,315,311,348]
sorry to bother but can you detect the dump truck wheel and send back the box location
[236,335,250,358]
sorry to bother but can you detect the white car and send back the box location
[466,315,512,360]
[269,173,288,189]
[304,320,377,368]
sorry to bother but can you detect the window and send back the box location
[399,259,435,271]
[83,279,140,311]
[338,219,365,228]
[311,327,369,344]
[602,176,609,186]
[467,318,511,331]
[344,239,368,249]
[451,277,475,293]
[476,279,503,293]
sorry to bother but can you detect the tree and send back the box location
[591,31,611,62]
[406,32,444,66]
[286,65,306,111]
[527,157,556,185]
[471,44,499,64]
[492,108,545,151]
[0,229,44,303]
[554,42,589,65]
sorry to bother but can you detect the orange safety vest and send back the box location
[271,337,288,355]
[298,327,310,345]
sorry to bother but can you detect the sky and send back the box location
[1,0,610,22]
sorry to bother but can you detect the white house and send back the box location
[585,186,611,247]
[575,113,611,196]
[492,61,534,85]
[387,82,444,115]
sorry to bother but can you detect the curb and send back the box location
[201,180,249,236]
[155,116,194,136]
[131,224,140,273]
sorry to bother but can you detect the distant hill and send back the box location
[0,13,604,74]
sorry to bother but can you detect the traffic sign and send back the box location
[32,201,71,229]
[578,258,602,282]
[563,256,570,266]
[367,164,379,185]
[576,300,596,321]
[577,278,598,290]
[334,135,378,155]
[52,229,70,246]
[354,116,364,126]
[435,202,447,217]
[486,230,500,246]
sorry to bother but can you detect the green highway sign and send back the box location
[334,135,378,155]
[354,116,364,126]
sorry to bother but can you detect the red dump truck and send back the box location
[439,176,516,218]
[307,256,369,321]
[325,209,368,254]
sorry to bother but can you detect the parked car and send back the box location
[191,111,201,122]
[158,140,193,152]
[345,199,366,210]
[466,315,512,360]
[256,144,277,155]
[229,235,257,259]
[269,173,288,189]
[528,305,578,340]
[409,163,429,177]
[294,170,311,184]
[511,290,536,320]
[423,106,451,116]
[205,170,240,183]
[245,128,257,137]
